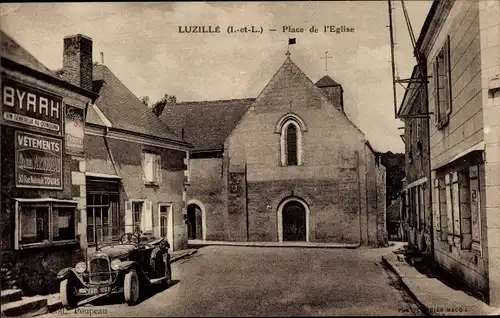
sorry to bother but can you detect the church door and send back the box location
[282,201,306,241]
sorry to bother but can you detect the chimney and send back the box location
[315,75,344,113]
[63,34,93,91]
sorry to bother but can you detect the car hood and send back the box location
[99,244,137,259]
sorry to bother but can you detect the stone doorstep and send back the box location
[40,248,198,315]
[0,296,48,318]
[1,289,22,305]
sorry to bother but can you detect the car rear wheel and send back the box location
[60,278,78,309]
[124,269,140,305]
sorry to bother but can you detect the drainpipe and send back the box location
[245,161,249,241]
[421,58,435,259]
[103,127,119,176]
[355,150,362,248]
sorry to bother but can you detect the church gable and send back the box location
[245,55,363,136]
[251,56,327,114]
[227,55,366,151]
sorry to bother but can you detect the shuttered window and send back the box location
[142,152,162,184]
[433,35,452,129]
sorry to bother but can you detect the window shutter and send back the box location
[433,59,440,124]
[445,174,453,244]
[451,172,460,239]
[141,201,153,234]
[433,179,441,232]
[125,200,133,234]
[444,35,452,118]
[459,171,472,249]
[470,165,481,251]
[141,152,147,182]
[155,154,162,183]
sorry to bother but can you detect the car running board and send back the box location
[149,277,167,285]
[77,293,108,307]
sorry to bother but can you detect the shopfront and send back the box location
[0,32,96,295]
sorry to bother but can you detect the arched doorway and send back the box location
[277,197,310,242]
[186,202,205,240]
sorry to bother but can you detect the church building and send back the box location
[161,52,387,246]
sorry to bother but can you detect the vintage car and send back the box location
[57,230,172,308]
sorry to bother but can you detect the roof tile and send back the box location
[160,98,255,151]
[92,64,185,143]
[0,29,60,78]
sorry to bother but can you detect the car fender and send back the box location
[56,268,86,286]
[117,261,149,285]
[149,247,164,268]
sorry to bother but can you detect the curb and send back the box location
[381,255,431,316]
[171,249,198,263]
[187,242,360,249]
[43,249,198,315]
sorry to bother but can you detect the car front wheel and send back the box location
[60,278,78,309]
[124,269,140,305]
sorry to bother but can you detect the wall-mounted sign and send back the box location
[65,105,85,155]
[15,131,63,189]
[2,76,63,135]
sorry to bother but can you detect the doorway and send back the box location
[158,203,173,250]
[187,204,203,240]
[282,201,306,241]
[277,197,309,242]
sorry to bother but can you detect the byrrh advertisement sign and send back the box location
[2,77,63,135]
[15,131,63,189]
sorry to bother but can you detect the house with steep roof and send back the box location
[1,31,192,296]
[161,53,387,245]
[56,35,192,252]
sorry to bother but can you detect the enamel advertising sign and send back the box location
[15,131,63,189]
[2,77,63,135]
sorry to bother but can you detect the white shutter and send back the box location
[141,152,147,182]
[141,201,153,234]
[155,154,162,183]
[125,200,133,234]
[144,153,154,182]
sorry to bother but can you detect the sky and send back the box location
[0,1,433,153]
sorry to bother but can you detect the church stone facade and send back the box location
[161,54,387,245]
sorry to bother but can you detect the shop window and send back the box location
[86,193,119,245]
[433,35,452,129]
[15,199,77,250]
[142,152,161,184]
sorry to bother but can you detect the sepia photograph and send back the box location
[0,1,499,317]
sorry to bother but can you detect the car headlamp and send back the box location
[111,259,121,271]
[75,261,86,273]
